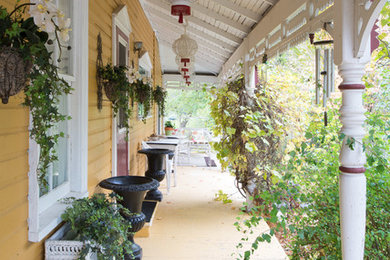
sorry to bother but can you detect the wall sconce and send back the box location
[134,41,146,58]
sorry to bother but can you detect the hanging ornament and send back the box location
[172,23,198,65]
[170,0,192,24]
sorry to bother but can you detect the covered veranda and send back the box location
[140,0,387,259]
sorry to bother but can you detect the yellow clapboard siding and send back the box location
[0,177,27,215]
[0,154,28,190]
[0,132,28,163]
[0,201,28,244]
[0,0,163,258]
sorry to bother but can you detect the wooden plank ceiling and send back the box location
[141,0,279,77]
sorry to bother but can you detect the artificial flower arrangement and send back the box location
[128,67,153,122]
[0,0,72,185]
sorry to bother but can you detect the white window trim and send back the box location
[28,0,89,242]
[112,5,132,177]
[138,52,153,120]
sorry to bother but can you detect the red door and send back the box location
[116,28,129,176]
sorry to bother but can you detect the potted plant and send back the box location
[164,121,175,136]
[129,68,153,122]
[0,1,72,185]
[152,85,167,117]
[98,64,132,137]
[46,193,133,259]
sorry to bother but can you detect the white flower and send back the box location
[29,0,72,41]
[134,71,141,79]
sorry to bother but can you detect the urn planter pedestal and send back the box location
[99,176,159,260]
[138,148,172,201]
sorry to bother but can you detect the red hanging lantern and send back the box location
[171,0,192,24]
[186,81,191,86]
[181,58,190,67]
[183,75,190,80]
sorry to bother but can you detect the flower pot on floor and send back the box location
[138,148,172,202]
[99,176,159,260]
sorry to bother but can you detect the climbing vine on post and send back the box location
[210,75,285,202]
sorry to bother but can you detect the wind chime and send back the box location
[311,34,335,126]
[172,22,198,86]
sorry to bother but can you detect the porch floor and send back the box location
[137,165,288,260]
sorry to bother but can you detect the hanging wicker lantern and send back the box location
[170,0,192,24]
[172,33,198,63]
[0,47,32,104]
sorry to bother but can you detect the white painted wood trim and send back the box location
[112,5,132,177]
[28,0,89,242]
[219,0,335,82]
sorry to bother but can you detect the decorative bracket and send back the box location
[354,0,386,58]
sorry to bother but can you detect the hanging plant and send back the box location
[0,1,72,185]
[98,63,132,137]
[152,85,167,117]
[210,76,286,200]
[130,72,153,122]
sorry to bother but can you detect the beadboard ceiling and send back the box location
[141,0,279,79]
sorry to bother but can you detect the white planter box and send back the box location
[45,224,97,260]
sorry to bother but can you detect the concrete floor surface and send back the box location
[137,166,288,260]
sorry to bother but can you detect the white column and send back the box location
[333,0,373,258]
[338,64,367,260]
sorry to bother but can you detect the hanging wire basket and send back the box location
[103,81,120,102]
[0,46,32,104]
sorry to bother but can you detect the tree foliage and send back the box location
[233,4,390,259]
[166,88,213,128]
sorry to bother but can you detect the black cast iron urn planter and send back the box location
[138,148,172,201]
[99,176,159,260]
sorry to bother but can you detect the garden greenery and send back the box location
[232,3,390,259]
[0,2,72,185]
[61,193,133,260]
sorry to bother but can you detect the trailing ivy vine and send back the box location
[98,64,132,137]
[210,76,285,201]
[130,77,153,122]
[153,85,167,117]
[0,2,72,185]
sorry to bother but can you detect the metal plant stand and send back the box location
[138,148,172,201]
[99,176,159,260]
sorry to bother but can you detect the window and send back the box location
[28,0,89,242]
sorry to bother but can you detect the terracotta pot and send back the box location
[165,127,175,136]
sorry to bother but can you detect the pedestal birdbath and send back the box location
[138,148,172,201]
[99,176,159,260]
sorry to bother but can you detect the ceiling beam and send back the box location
[264,0,278,6]
[144,0,242,45]
[163,74,218,84]
[155,25,231,59]
[145,0,250,34]
[191,3,250,34]
[186,16,242,45]
[209,0,261,23]
[146,7,237,52]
